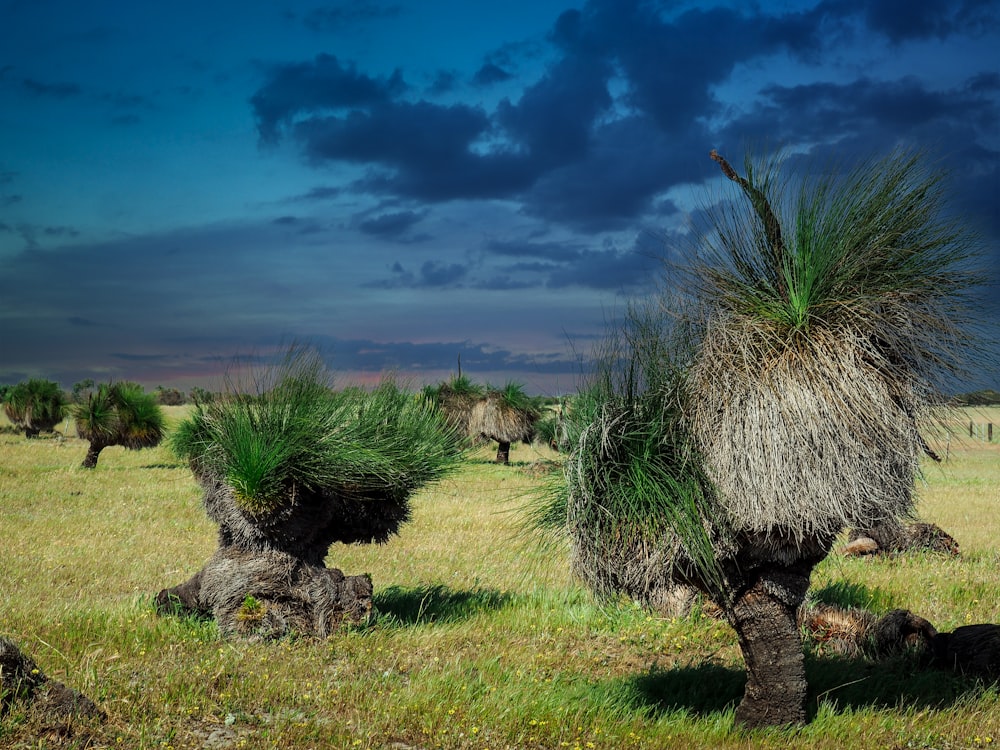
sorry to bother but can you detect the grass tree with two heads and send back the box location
[3,379,68,438]
[536,148,981,728]
[161,347,465,638]
[72,381,166,468]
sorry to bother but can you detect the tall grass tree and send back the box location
[3,378,68,438]
[161,347,465,638]
[540,148,981,729]
[72,381,166,468]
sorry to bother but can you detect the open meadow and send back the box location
[1,406,999,749]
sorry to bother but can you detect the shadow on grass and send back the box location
[594,662,743,719]
[804,652,987,717]
[595,654,988,723]
[374,583,514,626]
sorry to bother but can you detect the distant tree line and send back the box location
[953,389,1000,406]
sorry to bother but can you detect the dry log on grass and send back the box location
[799,603,1000,683]
[0,637,102,720]
[798,603,938,658]
[843,520,959,557]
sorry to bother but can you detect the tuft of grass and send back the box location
[171,351,464,515]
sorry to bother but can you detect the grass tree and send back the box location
[535,148,980,728]
[161,348,464,638]
[469,382,541,464]
[3,378,68,438]
[423,374,485,438]
[72,381,166,468]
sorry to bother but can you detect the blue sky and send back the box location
[1,0,998,395]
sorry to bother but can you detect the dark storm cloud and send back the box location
[287,185,341,202]
[251,0,1000,240]
[822,0,1000,43]
[296,100,537,201]
[519,115,706,230]
[496,53,612,166]
[249,0,838,230]
[419,260,467,286]
[752,75,999,137]
[251,54,407,143]
[714,73,1000,238]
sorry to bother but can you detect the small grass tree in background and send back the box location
[72,381,166,468]
[161,347,465,638]
[535,148,981,729]
[423,374,484,438]
[3,378,68,438]
[469,382,541,464]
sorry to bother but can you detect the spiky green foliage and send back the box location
[2,379,67,438]
[529,302,727,601]
[170,350,464,516]
[700,148,977,364]
[688,149,980,542]
[72,381,165,467]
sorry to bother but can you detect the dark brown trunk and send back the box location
[81,441,104,469]
[729,566,812,729]
[155,546,373,638]
[496,441,511,464]
[157,481,389,638]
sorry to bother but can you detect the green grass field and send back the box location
[1,406,999,749]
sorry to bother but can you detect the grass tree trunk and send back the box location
[495,440,511,464]
[728,562,813,728]
[156,478,386,639]
[81,441,107,469]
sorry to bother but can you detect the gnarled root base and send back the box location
[0,637,103,719]
[729,567,811,729]
[156,547,374,639]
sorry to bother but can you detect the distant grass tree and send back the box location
[424,374,485,438]
[72,381,166,468]
[3,379,68,438]
[469,382,541,464]
[161,347,465,638]
[536,148,981,728]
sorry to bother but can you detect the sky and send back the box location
[1,0,998,396]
